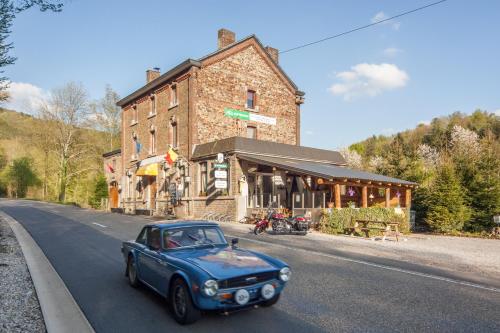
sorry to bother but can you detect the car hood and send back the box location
[169,246,276,280]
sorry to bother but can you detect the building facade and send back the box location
[104,28,415,221]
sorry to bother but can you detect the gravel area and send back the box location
[0,216,45,333]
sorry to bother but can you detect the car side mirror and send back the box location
[231,238,239,247]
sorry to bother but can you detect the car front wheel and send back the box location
[261,293,280,307]
[169,278,201,325]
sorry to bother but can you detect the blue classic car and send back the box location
[121,221,291,325]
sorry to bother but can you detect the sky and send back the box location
[3,0,500,150]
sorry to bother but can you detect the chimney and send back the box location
[218,28,235,49]
[266,46,279,64]
[146,67,160,83]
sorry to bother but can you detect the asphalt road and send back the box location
[1,200,499,333]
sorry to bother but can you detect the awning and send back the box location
[136,163,158,176]
[237,154,416,186]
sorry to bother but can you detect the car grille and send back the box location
[218,271,278,289]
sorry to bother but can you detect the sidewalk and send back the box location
[219,222,500,282]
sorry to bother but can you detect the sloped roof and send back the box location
[237,154,417,186]
[116,34,303,107]
[192,137,346,166]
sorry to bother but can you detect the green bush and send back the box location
[89,174,108,209]
[319,207,410,235]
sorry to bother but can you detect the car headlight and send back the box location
[279,267,291,282]
[202,279,218,296]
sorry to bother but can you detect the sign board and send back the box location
[214,170,228,179]
[272,175,284,186]
[215,180,228,189]
[216,153,225,163]
[214,163,228,169]
[139,155,166,167]
[224,108,276,126]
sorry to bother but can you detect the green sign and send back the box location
[224,108,250,120]
[214,163,228,169]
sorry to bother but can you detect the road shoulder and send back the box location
[0,211,95,333]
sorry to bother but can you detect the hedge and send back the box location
[319,207,410,235]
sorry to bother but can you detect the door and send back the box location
[137,227,161,289]
[109,182,119,208]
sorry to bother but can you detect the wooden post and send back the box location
[362,186,368,208]
[405,189,412,209]
[385,188,391,208]
[334,184,341,208]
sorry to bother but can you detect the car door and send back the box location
[142,226,166,293]
[136,226,159,288]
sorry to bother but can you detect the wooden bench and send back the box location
[348,219,401,241]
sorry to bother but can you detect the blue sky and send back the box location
[4,0,500,149]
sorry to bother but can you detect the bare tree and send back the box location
[90,85,121,150]
[39,82,90,202]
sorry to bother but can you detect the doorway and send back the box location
[109,181,119,209]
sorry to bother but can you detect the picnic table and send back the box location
[347,219,401,241]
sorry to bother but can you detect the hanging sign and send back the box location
[215,170,228,179]
[216,153,225,163]
[224,108,276,125]
[215,180,228,189]
[214,163,228,169]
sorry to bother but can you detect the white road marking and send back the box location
[226,234,500,294]
[92,222,107,228]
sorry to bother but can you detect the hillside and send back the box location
[0,108,112,205]
[344,110,500,233]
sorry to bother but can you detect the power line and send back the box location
[280,0,448,54]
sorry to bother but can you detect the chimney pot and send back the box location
[218,28,235,49]
[266,46,279,64]
[146,68,160,83]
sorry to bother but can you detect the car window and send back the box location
[148,227,161,251]
[136,227,148,245]
[163,226,226,249]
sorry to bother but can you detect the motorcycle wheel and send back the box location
[254,225,265,235]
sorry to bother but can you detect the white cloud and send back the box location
[383,47,403,57]
[329,63,409,100]
[1,82,48,114]
[371,11,400,30]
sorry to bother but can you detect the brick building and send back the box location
[104,29,415,221]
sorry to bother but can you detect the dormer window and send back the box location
[246,90,256,109]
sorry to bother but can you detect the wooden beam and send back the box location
[385,188,391,208]
[362,186,368,208]
[334,183,341,209]
[405,188,412,209]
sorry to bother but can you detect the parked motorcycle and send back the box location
[253,209,285,235]
[272,215,310,234]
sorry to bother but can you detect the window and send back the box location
[246,90,256,109]
[150,95,156,115]
[246,126,257,139]
[136,227,148,245]
[171,85,178,106]
[150,130,156,155]
[131,105,138,124]
[172,122,178,148]
[162,226,226,249]
[148,227,161,250]
[128,175,132,198]
[200,162,208,194]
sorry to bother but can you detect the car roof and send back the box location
[144,220,219,229]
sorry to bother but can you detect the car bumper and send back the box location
[194,279,285,310]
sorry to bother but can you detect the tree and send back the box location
[89,173,107,209]
[425,163,470,233]
[6,156,39,197]
[466,132,500,231]
[39,82,91,202]
[90,85,121,150]
[0,0,63,99]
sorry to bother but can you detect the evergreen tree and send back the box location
[425,163,470,232]
[466,133,500,231]
[89,173,108,209]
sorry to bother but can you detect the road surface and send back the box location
[1,200,499,333]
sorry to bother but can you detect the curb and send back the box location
[0,211,95,333]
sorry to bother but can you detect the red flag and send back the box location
[107,164,114,173]
[165,148,178,165]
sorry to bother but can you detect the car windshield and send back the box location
[163,226,227,249]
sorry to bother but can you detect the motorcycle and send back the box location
[272,215,310,234]
[253,209,285,235]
